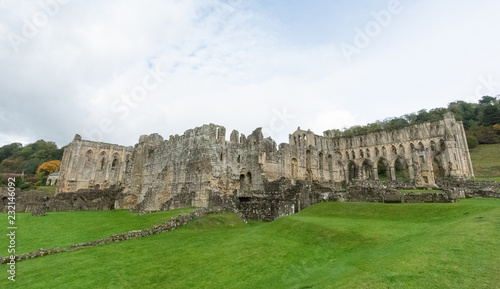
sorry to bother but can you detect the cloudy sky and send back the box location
[1,0,500,147]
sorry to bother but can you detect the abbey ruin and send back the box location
[53,113,475,219]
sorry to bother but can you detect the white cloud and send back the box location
[1,0,500,148]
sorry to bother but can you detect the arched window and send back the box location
[85,150,93,166]
[99,152,107,170]
[318,152,324,170]
[111,153,119,170]
[430,141,436,152]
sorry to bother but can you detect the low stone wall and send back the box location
[0,189,49,213]
[437,178,500,198]
[0,187,122,213]
[332,181,459,203]
[237,196,295,221]
[0,206,244,265]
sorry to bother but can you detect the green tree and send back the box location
[0,143,22,163]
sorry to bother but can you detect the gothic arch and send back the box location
[381,146,387,158]
[306,150,311,169]
[111,153,120,170]
[376,157,390,181]
[327,155,333,172]
[391,145,397,157]
[433,156,445,179]
[394,156,409,180]
[347,161,358,182]
[291,158,298,179]
[361,159,374,180]
[99,151,107,170]
[84,150,93,167]
[398,144,405,155]
[430,140,436,152]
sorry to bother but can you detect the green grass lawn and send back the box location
[32,185,57,195]
[0,207,195,255]
[469,143,500,179]
[1,199,499,288]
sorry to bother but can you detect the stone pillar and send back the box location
[373,167,379,180]
[408,165,415,180]
[390,166,396,181]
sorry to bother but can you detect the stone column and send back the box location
[373,167,379,180]
[408,165,415,180]
[390,166,396,181]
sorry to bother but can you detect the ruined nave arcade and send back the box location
[286,112,473,186]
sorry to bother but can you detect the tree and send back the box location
[36,160,61,176]
[474,126,500,144]
[466,132,479,149]
[0,143,22,163]
[480,105,500,126]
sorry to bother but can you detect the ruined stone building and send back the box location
[56,113,474,214]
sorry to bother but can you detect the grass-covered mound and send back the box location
[1,199,499,288]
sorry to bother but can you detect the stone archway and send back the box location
[347,161,358,182]
[394,157,409,180]
[377,158,391,181]
[361,159,374,180]
[433,156,445,179]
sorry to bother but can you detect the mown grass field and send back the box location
[1,199,499,288]
[469,143,500,181]
[0,207,195,255]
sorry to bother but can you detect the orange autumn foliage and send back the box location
[36,160,61,175]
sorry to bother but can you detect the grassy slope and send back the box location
[0,208,195,255]
[2,199,499,288]
[469,143,500,181]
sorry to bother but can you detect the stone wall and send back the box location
[0,187,121,213]
[437,178,500,198]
